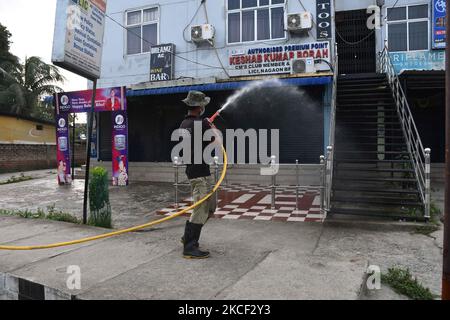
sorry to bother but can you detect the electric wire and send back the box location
[202,1,230,77]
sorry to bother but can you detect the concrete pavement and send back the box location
[0,215,443,300]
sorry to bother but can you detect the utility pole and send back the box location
[443,1,450,300]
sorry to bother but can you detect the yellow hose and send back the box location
[0,146,228,251]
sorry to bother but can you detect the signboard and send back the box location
[55,87,127,114]
[432,0,447,50]
[54,86,128,187]
[316,0,332,40]
[150,44,176,82]
[52,0,107,80]
[228,42,330,77]
[390,51,446,74]
[56,113,72,185]
[112,111,129,186]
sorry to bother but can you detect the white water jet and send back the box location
[219,78,284,114]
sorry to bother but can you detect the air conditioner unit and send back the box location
[291,58,315,74]
[190,24,215,45]
[287,12,313,33]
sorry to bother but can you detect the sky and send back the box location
[0,0,88,92]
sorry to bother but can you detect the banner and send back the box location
[54,86,128,187]
[228,42,330,77]
[432,0,447,50]
[56,113,72,185]
[55,87,127,114]
[111,111,129,186]
[390,51,446,74]
[150,44,176,82]
[52,0,107,80]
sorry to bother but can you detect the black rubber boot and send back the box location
[181,221,199,248]
[183,222,209,259]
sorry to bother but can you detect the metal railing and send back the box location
[173,156,328,222]
[323,43,339,217]
[378,42,431,219]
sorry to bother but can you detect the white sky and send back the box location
[0,0,88,92]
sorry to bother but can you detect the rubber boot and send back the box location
[183,222,209,259]
[181,221,199,248]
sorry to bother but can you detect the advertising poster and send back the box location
[432,0,447,49]
[111,111,129,186]
[52,0,107,79]
[150,44,176,82]
[228,42,330,77]
[55,113,72,185]
[55,87,127,114]
[54,86,128,186]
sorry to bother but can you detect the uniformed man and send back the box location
[179,91,217,259]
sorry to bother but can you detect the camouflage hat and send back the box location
[182,91,211,108]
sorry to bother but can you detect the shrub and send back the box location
[382,267,436,300]
[89,167,112,228]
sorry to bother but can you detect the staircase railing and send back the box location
[324,44,338,217]
[378,43,431,219]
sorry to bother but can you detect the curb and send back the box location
[0,273,74,300]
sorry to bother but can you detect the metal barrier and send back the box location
[378,41,431,219]
[173,155,330,221]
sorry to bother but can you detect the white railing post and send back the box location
[320,155,326,216]
[425,148,431,220]
[326,146,333,212]
[271,155,276,210]
[173,156,179,209]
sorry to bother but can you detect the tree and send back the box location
[0,56,65,118]
[0,23,20,76]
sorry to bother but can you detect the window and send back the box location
[387,4,429,52]
[126,7,159,55]
[227,0,286,44]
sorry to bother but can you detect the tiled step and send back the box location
[329,208,425,221]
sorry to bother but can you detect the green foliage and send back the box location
[382,267,436,300]
[0,173,33,185]
[89,167,112,228]
[46,205,81,224]
[0,54,65,120]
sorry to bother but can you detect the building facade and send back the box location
[94,0,445,174]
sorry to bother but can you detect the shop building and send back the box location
[93,0,445,184]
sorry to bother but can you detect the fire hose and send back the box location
[0,113,225,251]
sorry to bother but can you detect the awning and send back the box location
[398,70,445,90]
[126,76,332,97]
[44,75,332,104]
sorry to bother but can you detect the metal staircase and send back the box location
[327,45,431,220]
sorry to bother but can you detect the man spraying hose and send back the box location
[179,91,218,259]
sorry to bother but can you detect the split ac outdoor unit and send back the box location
[190,24,215,45]
[291,58,315,74]
[287,12,313,33]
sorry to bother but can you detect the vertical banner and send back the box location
[91,113,98,159]
[56,113,72,185]
[432,0,447,49]
[111,87,129,186]
[316,0,332,40]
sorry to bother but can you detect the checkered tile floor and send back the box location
[156,184,324,223]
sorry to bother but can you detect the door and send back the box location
[336,9,376,74]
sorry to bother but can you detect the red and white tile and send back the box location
[156,184,324,223]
